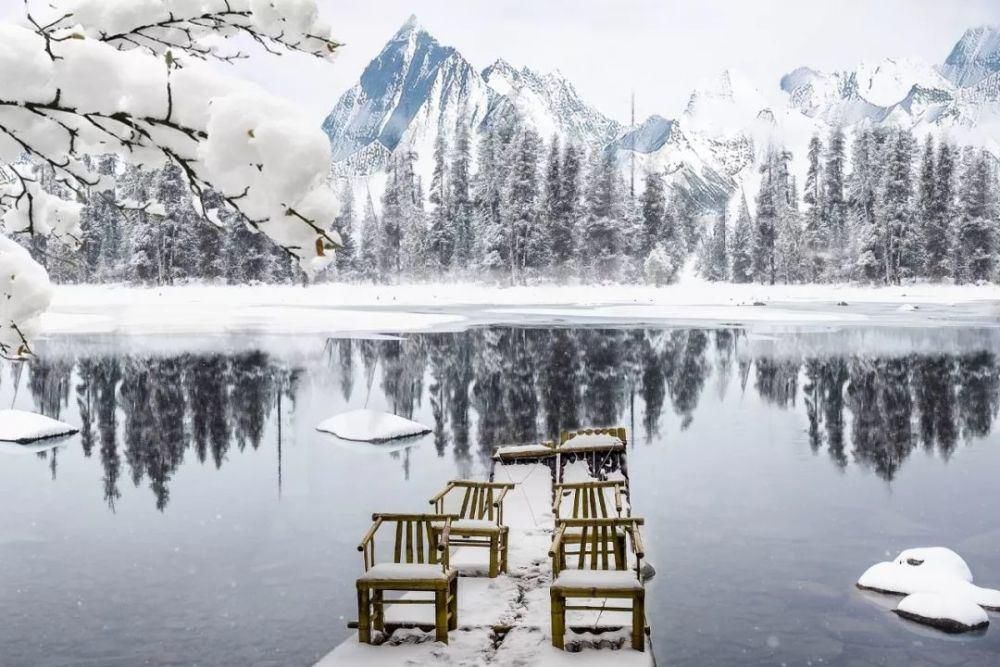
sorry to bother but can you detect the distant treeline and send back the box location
[17,121,1000,286]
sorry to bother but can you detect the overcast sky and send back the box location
[6,1,999,124]
[228,0,999,125]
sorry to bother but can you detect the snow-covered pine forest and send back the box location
[21,122,1000,287]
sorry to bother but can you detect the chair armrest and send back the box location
[549,525,567,576]
[629,523,646,560]
[428,482,455,508]
[357,517,383,552]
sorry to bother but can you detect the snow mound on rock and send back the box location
[0,409,78,443]
[316,409,431,442]
[894,592,989,633]
[858,547,1000,632]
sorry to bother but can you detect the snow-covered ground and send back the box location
[38,283,1000,339]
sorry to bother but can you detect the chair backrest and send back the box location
[358,513,456,571]
[430,480,515,523]
[559,426,628,448]
[553,480,627,520]
[551,517,644,576]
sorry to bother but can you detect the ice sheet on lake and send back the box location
[316,409,431,442]
[0,409,78,443]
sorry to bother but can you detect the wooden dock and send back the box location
[316,427,655,666]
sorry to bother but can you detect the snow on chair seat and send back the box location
[553,569,644,590]
[358,563,450,582]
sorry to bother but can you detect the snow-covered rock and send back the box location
[0,409,78,443]
[893,592,989,633]
[858,547,1000,632]
[315,408,431,442]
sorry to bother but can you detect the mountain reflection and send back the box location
[8,328,1000,509]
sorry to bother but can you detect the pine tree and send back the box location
[332,181,356,280]
[730,193,753,283]
[552,142,582,277]
[640,168,666,259]
[540,136,562,274]
[753,149,778,284]
[877,129,917,283]
[705,212,728,281]
[503,127,543,281]
[849,128,882,281]
[957,150,996,282]
[450,119,474,270]
[427,133,453,272]
[803,134,826,280]
[356,189,380,280]
[823,126,847,251]
[581,148,623,281]
[930,141,957,280]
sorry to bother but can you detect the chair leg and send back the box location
[448,577,459,630]
[500,527,510,573]
[372,590,384,632]
[632,590,645,651]
[551,590,565,649]
[357,586,371,644]
[435,588,449,644]
[488,534,499,578]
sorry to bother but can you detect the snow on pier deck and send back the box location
[316,440,654,666]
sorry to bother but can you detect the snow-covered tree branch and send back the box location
[0,0,343,358]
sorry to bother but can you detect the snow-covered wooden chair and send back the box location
[549,517,646,651]
[356,513,459,644]
[552,480,629,561]
[428,480,515,578]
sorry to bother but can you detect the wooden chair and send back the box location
[552,480,629,561]
[356,513,459,644]
[428,480,515,578]
[549,517,646,651]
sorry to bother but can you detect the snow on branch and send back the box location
[0,0,343,357]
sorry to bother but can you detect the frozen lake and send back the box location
[2,325,1000,665]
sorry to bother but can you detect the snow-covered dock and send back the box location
[316,429,655,666]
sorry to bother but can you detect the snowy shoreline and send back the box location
[37,282,1000,338]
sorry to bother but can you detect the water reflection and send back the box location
[6,328,1000,509]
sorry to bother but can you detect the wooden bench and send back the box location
[428,480,515,578]
[549,517,646,651]
[356,513,459,644]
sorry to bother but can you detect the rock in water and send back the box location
[893,593,989,633]
[316,408,431,442]
[0,409,78,443]
[858,546,1000,633]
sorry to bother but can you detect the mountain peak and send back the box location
[941,25,1000,87]
[395,14,422,38]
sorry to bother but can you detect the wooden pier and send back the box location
[316,427,656,666]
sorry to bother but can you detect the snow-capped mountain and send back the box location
[322,18,1000,214]
[322,15,621,178]
[940,26,1000,87]
[321,16,494,176]
[480,59,622,144]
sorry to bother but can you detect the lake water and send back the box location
[2,326,999,666]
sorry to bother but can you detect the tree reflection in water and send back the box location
[9,328,1000,509]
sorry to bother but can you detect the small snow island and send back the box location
[0,408,79,444]
[858,547,999,633]
[316,408,431,442]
